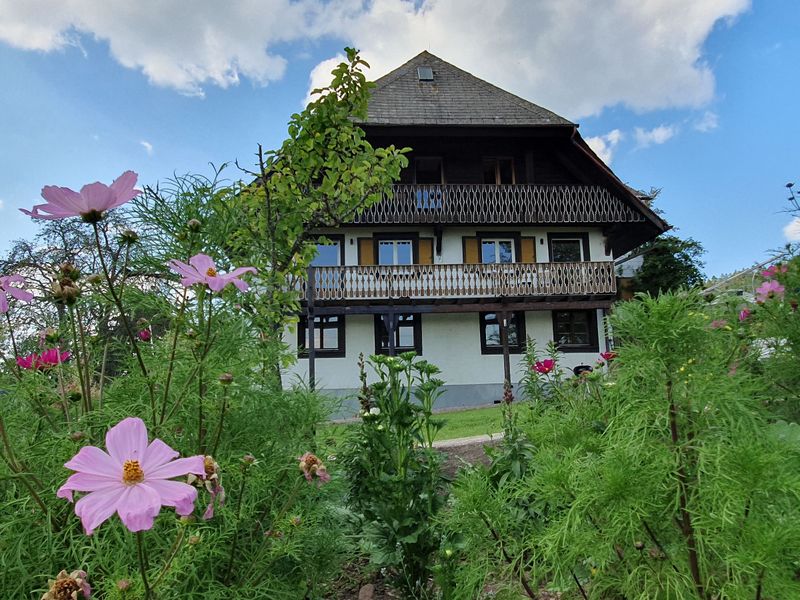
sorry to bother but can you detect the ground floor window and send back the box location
[552,310,598,352]
[298,315,345,358]
[374,313,422,355]
[479,311,526,354]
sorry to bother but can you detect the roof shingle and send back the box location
[365,51,573,127]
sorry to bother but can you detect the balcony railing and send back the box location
[305,261,616,302]
[350,184,645,225]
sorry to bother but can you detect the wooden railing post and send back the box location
[306,266,316,391]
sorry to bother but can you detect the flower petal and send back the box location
[146,455,206,480]
[40,185,86,214]
[116,483,162,532]
[79,182,116,213]
[142,439,179,471]
[206,276,227,292]
[57,472,120,501]
[188,253,215,275]
[145,479,198,516]
[75,487,123,535]
[227,266,258,278]
[0,295,7,314]
[65,445,122,477]
[6,287,34,303]
[108,170,140,205]
[105,417,149,463]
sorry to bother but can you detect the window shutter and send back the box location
[418,238,434,264]
[520,237,536,263]
[463,237,479,264]
[358,238,375,265]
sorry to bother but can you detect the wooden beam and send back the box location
[305,299,613,316]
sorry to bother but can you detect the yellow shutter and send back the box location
[463,237,479,264]
[418,238,434,264]
[520,237,536,263]
[358,238,375,265]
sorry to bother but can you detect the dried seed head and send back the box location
[186,218,202,233]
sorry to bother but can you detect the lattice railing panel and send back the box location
[351,184,646,225]
[304,261,616,301]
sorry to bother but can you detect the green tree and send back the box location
[230,49,407,346]
[631,234,705,295]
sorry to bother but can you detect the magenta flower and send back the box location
[761,264,788,279]
[599,351,617,362]
[20,171,140,222]
[755,280,785,303]
[57,417,205,534]
[533,359,556,374]
[739,308,751,322]
[0,274,33,313]
[168,253,257,292]
[16,348,70,370]
[137,329,152,342]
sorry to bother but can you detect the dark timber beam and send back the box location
[304,299,613,317]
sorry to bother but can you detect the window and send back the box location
[552,310,598,352]
[374,314,422,354]
[483,158,515,184]
[414,157,444,209]
[479,312,526,354]
[481,239,515,264]
[375,235,417,265]
[548,233,590,263]
[298,315,345,358]
[311,236,343,266]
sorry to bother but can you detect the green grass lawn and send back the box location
[318,404,505,451]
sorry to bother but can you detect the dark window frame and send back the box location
[547,232,591,262]
[479,311,526,355]
[552,310,599,353]
[476,231,522,263]
[413,156,445,184]
[298,315,346,358]
[311,234,345,266]
[482,156,516,184]
[374,313,423,355]
[373,232,420,265]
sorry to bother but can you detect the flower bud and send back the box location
[69,431,86,442]
[187,218,202,233]
[242,453,256,465]
[218,372,234,385]
[188,535,201,545]
[59,262,81,281]
[85,273,103,285]
[119,229,139,245]
[634,541,645,551]
[116,579,131,591]
[51,278,82,305]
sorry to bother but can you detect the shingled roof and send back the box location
[364,51,573,127]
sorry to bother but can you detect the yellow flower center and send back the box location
[206,267,217,277]
[122,459,144,485]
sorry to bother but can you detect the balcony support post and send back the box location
[307,266,316,391]
[500,310,512,393]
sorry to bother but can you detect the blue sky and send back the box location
[0,0,797,276]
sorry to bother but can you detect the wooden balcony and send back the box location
[305,261,616,302]
[350,184,646,225]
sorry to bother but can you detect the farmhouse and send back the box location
[285,51,667,413]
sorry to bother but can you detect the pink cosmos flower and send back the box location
[57,417,205,534]
[20,171,141,222]
[168,253,257,293]
[534,359,556,374]
[137,329,152,342]
[761,264,788,279]
[0,274,34,313]
[755,280,785,303]
[16,348,70,370]
[738,308,751,322]
[599,351,617,362]
[298,452,331,487]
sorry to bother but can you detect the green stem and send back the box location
[5,312,22,379]
[211,385,230,457]
[92,222,156,419]
[136,531,154,599]
[74,306,93,412]
[225,462,252,585]
[159,289,188,425]
[151,527,186,590]
[67,305,90,415]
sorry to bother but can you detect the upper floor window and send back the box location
[481,239,515,264]
[311,235,343,266]
[414,157,444,184]
[378,239,414,265]
[483,157,515,184]
[548,232,590,263]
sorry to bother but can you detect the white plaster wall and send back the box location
[284,309,608,391]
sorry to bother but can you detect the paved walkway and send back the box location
[432,431,504,448]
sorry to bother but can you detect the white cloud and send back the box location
[694,110,719,132]
[0,0,750,116]
[585,129,623,165]
[784,217,800,242]
[0,198,5,211]
[634,124,677,148]
[140,140,153,156]
[304,53,345,106]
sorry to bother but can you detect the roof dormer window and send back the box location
[417,66,434,81]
